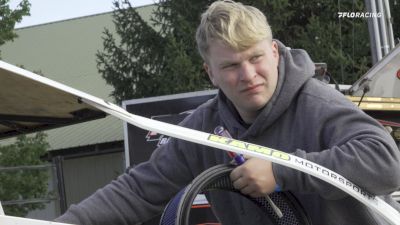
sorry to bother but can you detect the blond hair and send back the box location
[196,0,272,61]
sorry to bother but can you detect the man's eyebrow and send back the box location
[250,49,265,56]
[218,59,239,68]
[217,49,265,68]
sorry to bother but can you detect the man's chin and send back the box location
[241,102,268,112]
[246,98,268,109]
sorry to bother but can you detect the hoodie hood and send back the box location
[218,40,315,138]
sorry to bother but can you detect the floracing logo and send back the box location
[338,12,382,18]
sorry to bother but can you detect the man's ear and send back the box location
[204,63,218,87]
[271,41,279,60]
[270,41,280,68]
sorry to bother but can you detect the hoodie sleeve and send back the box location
[273,84,400,200]
[55,137,196,225]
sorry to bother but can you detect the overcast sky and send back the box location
[10,0,157,28]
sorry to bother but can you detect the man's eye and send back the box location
[250,55,262,62]
[223,63,238,69]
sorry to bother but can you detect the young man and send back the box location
[56,1,400,224]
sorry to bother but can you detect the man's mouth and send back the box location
[241,84,263,93]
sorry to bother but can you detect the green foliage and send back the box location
[262,0,371,84]
[0,0,30,58]
[0,132,50,217]
[97,0,210,103]
[98,0,374,103]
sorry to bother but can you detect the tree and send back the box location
[275,0,371,84]
[97,0,371,103]
[97,0,211,103]
[0,132,50,217]
[0,0,30,58]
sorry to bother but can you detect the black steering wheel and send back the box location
[160,164,311,225]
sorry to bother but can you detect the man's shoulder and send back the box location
[193,94,219,116]
[300,78,349,104]
[179,95,219,128]
[294,78,362,116]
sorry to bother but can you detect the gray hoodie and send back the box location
[56,41,400,225]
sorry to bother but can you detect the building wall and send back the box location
[1,13,115,99]
[0,5,155,100]
[63,152,124,206]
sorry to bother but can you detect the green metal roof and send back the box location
[0,116,122,151]
[46,116,123,151]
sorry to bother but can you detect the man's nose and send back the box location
[239,62,256,81]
